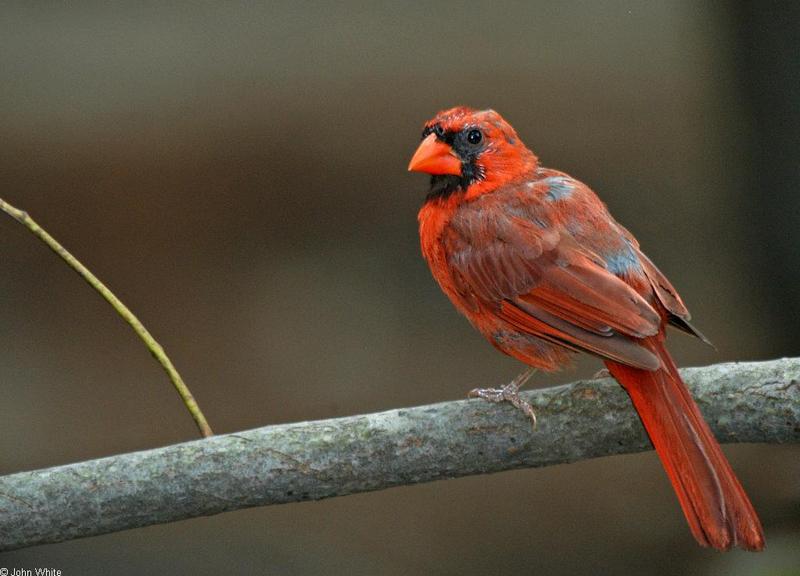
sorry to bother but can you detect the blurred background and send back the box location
[1,2,798,574]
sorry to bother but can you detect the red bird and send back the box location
[408,106,764,551]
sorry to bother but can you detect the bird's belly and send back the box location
[482,322,574,371]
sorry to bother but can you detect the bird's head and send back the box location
[408,107,538,200]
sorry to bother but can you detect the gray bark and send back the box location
[0,357,798,551]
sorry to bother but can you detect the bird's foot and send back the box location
[592,368,611,379]
[468,368,537,429]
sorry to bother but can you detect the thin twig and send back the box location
[0,357,797,551]
[0,197,213,437]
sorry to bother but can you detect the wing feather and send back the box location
[446,203,663,369]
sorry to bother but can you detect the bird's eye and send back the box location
[467,129,483,145]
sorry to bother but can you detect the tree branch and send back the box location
[1,358,798,551]
[0,196,213,437]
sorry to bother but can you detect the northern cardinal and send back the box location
[408,106,764,551]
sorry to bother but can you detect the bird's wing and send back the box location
[618,225,711,345]
[446,207,662,370]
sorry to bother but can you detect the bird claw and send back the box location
[468,368,537,429]
[592,368,611,379]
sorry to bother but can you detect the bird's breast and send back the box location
[418,197,460,293]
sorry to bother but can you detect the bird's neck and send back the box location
[425,148,539,205]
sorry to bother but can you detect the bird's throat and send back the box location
[425,174,468,201]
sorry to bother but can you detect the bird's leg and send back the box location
[468,367,537,429]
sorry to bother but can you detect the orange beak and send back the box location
[407,133,462,176]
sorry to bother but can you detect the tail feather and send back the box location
[605,336,764,551]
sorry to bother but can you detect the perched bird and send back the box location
[408,106,764,551]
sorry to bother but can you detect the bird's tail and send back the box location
[605,336,765,551]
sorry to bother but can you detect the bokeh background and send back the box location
[1,2,798,574]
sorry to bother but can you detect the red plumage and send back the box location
[409,106,764,551]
